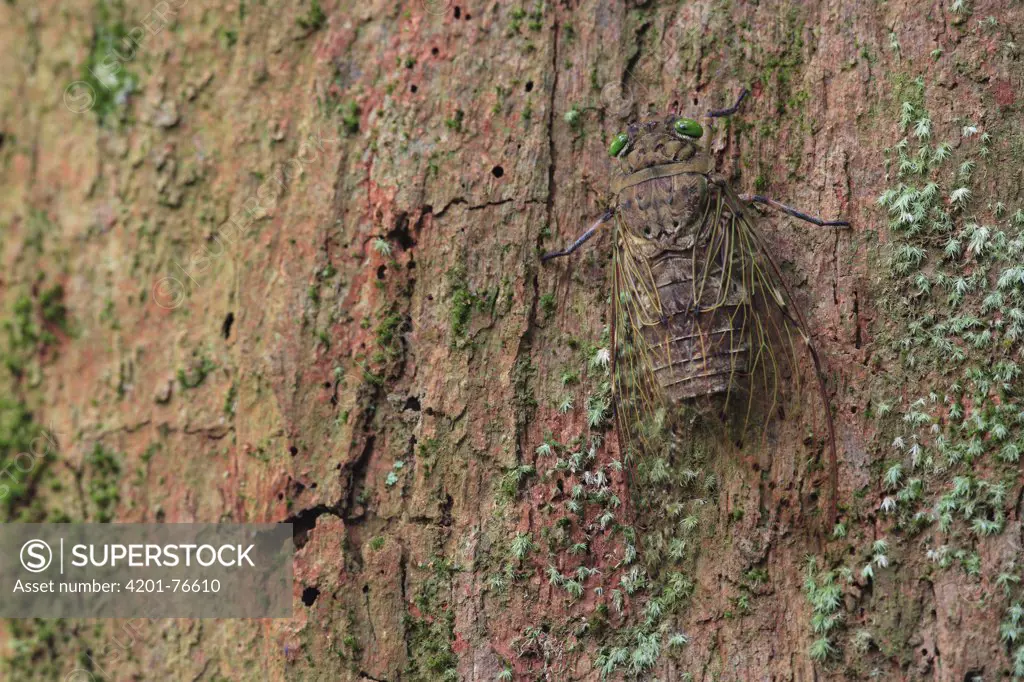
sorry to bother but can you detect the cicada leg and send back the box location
[740,194,850,228]
[540,209,615,262]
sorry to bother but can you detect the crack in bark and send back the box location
[432,196,524,220]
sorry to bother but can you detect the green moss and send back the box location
[0,289,65,520]
[296,0,326,31]
[86,443,121,522]
[539,292,556,318]
[177,355,217,389]
[417,436,444,477]
[375,310,403,348]
[2,282,70,370]
[79,1,139,125]
[38,285,68,330]
[1,619,73,678]
[223,381,238,416]
[218,27,238,48]
[444,109,464,133]
[0,400,55,520]
[512,357,537,423]
[446,264,474,342]
[340,100,360,135]
[758,5,806,115]
[141,442,160,463]
[564,106,582,132]
[507,7,527,35]
[362,367,384,387]
[404,557,460,681]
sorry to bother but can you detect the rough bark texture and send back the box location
[1,0,1023,680]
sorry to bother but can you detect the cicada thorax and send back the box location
[613,122,750,406]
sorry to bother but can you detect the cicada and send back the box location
[542,90,848,522]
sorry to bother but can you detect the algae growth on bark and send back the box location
[1,0,1022,679]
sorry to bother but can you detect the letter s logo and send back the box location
[20,539,53,573]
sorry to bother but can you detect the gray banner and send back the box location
[0,524,293,618]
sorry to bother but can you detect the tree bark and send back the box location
[1,0,1023,679]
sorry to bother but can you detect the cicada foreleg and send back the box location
[540,208,616,262]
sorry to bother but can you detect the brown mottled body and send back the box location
[613,120,749,402]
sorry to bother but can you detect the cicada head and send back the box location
[608,114,708,173]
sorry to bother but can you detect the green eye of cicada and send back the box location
[608,132,629,158]
[673,118,704,138]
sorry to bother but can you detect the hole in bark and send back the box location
[323,381,332,389]
[440,494,453,526]
[362,585,369,594]
[492,165,504,178]
[377,265,387,280]
[410,84,418,93]
[404,396,421,411]
[388,213,416,250]
[465,12,470,19]
[290,446,299,456]
[301,586,320,606]
[525,80,533,92]
[155,509,165,522]
[286,505,334,549]
[427,294,434,301]
[222,312,234,339]
[431,47,439,56]
[454,6,461,18]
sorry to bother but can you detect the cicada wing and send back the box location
[611,211,674,462]
[715,182,839,520]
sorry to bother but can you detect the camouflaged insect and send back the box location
[543,90,849,522]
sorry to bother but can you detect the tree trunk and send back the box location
[1,0,1023,679]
